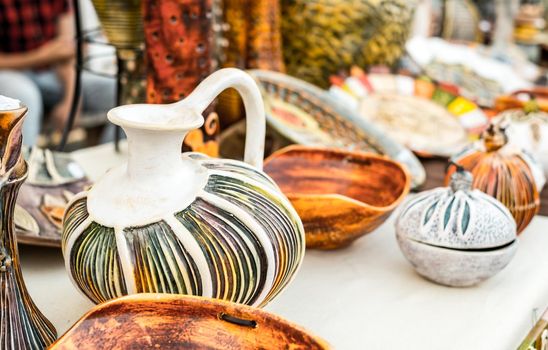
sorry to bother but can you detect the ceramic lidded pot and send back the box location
[396,168,518,287]
[62,68,305,307]
[446,123,545,234]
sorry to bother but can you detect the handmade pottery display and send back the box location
[493,104,548,176]
[280,0,414,87]
[50,294,329,350]
[330,70,487,157]
[0,96,56,348]
[15,147,90,247]
[248,69,425,188]
[406,37,533,107]
[447,123,545,233]
[264,146,410,249]
[396,168,518,287]
[62,68,305,307]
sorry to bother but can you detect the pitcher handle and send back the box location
[176,68,265,170]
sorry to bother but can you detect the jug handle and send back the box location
[176,68,265,170]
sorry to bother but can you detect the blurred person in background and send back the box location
[0,0,114,146]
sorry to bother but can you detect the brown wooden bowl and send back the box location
[50,294,329,350]
[264,146,411,250]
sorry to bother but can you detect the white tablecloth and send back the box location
[19,143,548,349]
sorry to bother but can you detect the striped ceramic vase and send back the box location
[0,98,56,349]
[62,69,305,307]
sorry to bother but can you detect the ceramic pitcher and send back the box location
[62,68,305,307]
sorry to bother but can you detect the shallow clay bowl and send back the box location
[264,146,411,249]
[50,294,329,350]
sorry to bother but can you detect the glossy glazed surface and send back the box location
[264,146,410,249]
[50,294,329,350]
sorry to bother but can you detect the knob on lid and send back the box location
[482,123,508,152]
[448,163,473,192]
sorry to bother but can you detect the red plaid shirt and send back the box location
[0,0,70,53]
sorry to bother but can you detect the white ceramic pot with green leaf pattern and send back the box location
[62,68,305,307]
[395,168,518,287]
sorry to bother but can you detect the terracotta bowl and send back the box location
[50,294,329,350]
[264,146,411,249]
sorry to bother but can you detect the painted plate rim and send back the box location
[247,69,426,188]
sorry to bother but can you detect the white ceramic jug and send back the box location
[62,68,305,307]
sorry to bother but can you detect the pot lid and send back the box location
[396,170,517,250]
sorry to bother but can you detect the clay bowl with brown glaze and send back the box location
[50,294,329,350]
[264,145,411,250]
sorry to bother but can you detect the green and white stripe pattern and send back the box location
[62,154,305,307]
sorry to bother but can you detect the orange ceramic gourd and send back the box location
[446,123,545,234]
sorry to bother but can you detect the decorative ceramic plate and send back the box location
[248,69,425,188]
[15,147,91,247]
[329,71,487,157]
[406,37,534,107]
[51,294,330,349]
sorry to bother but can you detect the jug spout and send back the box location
[108,102,204,181]
[108,102,204,132]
